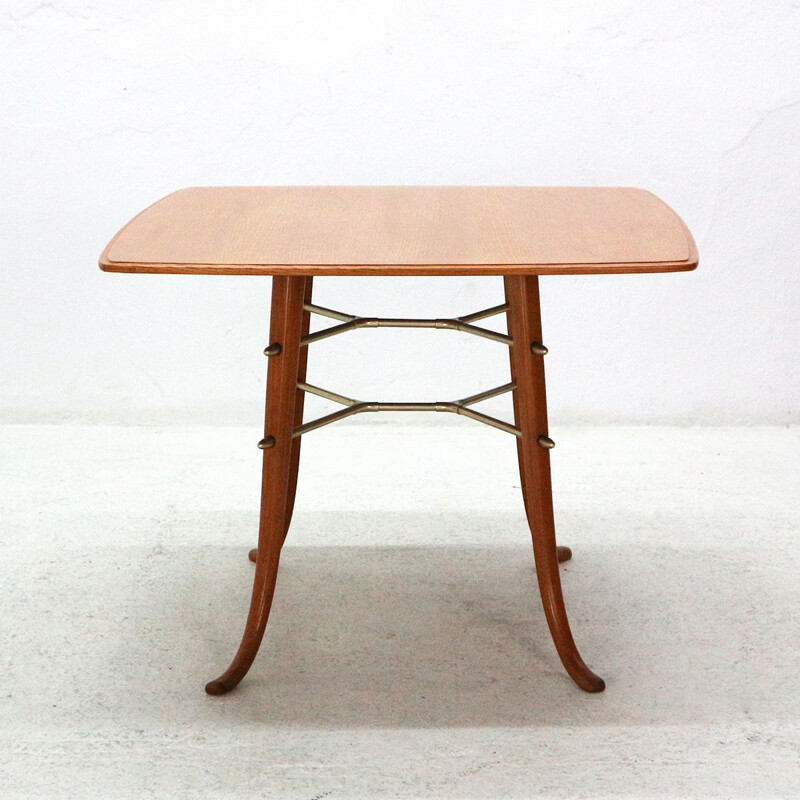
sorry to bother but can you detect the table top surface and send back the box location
[99,186,698,276]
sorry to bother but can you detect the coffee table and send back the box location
[100,186,698,695]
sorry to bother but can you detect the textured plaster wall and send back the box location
[1,1,798,424]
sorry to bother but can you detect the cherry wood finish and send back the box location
[100,186,698,276]
[212,274,599,696]
[505,274,605,693]
[248,277,314,564]
[205,276,308,696]
[206,276,592,695]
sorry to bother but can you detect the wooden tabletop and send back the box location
[99,186,697,276]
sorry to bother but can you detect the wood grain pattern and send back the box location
[505,275,605,693]
[99,186,698,276]
[248,276,314,564]
[205,276,307,696]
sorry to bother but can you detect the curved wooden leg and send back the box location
[249,278,313,564]
[505,275,605,693]
[206,276,309,696]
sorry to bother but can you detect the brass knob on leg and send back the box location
[263,343,282,356]
[258,436,276,449]
[537,435,555,449]
[530,342,548,355]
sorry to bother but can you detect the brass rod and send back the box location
[292,395,521,438]
[458,382,516,407]
[304,302,510,327]
[293,404,364,437]
[366,401,452,412]
[355,317,512,345]
[303,302,356,322]
[297,381,359,407]
[456,406,522,437]
[457,303,510,323]
[302,320,359,345]
[359,318,439,329]
[450,321,513,345]
[301,316,512,346]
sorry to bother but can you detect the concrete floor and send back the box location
[1,421,799,798]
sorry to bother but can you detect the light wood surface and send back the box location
[99,186,698,276]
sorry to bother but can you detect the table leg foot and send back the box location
[204,551,283,695]
[505,275,605,694]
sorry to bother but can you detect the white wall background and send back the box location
[1,0,798,425]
